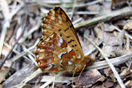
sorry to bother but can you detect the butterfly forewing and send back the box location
[35,6,92,73]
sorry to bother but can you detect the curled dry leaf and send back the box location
[96,75,106,82]
[74,69,102,87]
[104,68,112,77]
[94,23,121,46]
[104,24,117,32]
[81,29,96,56]
[120,68,131,78]
[114,47,132,56]
[101,45,115,58]
[104,78,114,88]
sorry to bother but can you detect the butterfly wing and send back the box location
[35,6,90,73]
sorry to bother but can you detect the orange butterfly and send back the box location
[35,6,94,74]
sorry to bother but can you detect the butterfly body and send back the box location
[35,6,94,73]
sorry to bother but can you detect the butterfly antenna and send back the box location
[77,65,86,81]
[72,67,77,87]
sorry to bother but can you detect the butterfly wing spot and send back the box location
[68,39,74,44]
[58,35,63,43]
[77,52,81,58]
[66,45,71,52]
[58,16,62,23]
[36,55,39,58]
[64,25,73,32]
[51,16,55,20]
[42,24,47,29]
[41,42,44,45]
[51,10,55,16]
[66,36,70,38]
[68,61,73,65]
[40,38,43,41]
[60,40,67,48]
[50,34,54,38]
[49,33,63,47]
[71,44,77,47]
[58,29,62,31]
[60,34,62,37]
[64,27,69,32]
[68,48,72,53]
[38,62,40,65]
[59,60,63,65]
[58,52,66,59]
[60,60,72,66]
[65,16,69,22]
[45,64,53,70]
[57,42,61,46]
[72,45,75,47]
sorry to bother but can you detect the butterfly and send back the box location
[35,6,94,74]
